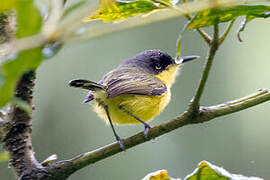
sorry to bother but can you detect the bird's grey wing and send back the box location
[101,67,167,98]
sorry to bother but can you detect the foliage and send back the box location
[83,0,178,22]
[188,5,270,30]
[143,161,262,180]
[0,0,42,107]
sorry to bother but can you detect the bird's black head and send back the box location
[120,50,175,75]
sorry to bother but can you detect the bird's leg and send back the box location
[104,105,125,150]
[119,106,151,138]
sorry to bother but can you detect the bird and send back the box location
[69,50,198,149]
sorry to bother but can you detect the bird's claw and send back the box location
[116,135,125,150]
[143,124,151,138]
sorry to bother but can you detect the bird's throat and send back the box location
[154,64,179,88]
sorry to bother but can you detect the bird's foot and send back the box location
[143,123,151,138]
[116,135,125,150]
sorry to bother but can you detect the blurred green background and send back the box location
[1,1,270,179]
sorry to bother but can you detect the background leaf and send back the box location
[0,0,42,108]
[188,5,270,30]
[84,0,178,22]
[143,161,263,180]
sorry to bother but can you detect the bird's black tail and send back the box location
[68,79,105,91]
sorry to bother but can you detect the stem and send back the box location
[219,19,235,45]
[189,24,219,112]
[196,28,212,45]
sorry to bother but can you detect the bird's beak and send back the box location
[175,56,200,64]
[182,56,200,63]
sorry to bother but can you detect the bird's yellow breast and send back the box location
[154,64,179,89]
[93,64,179,125]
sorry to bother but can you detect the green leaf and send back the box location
[83,0,178,22]
[185,161,262,180]
[0,0,42,108]
[0,48,42,107]
[15,0,42,38]
[0,152,9,162]
[188,5,270,30]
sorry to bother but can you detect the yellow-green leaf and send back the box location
[185,161,262,180]
[143,161,262,180]
[84,0,178,22]
[188,5,270,30]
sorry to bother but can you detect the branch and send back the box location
[45,89,270,176]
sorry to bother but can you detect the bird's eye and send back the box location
[155,63,162,70]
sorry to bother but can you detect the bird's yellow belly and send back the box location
[93,90,171,125]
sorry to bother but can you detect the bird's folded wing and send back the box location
[102,68,167,98]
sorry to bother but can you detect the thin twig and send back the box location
[189,24,219,112]
[219,19,235,45]
[196,28,212,45]
[47,89,270,176]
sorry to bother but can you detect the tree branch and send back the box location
[44,89,270,177]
